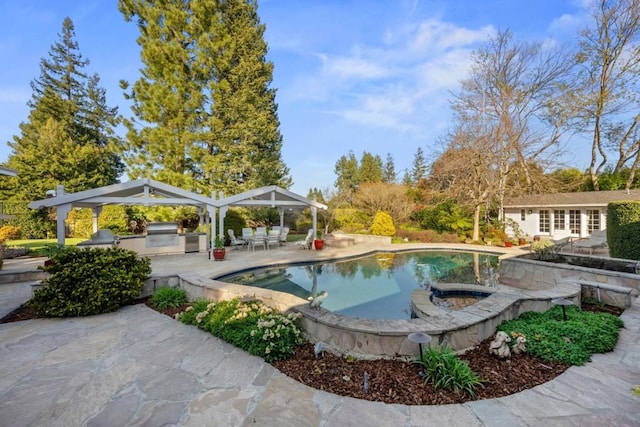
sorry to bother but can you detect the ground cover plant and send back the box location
[497,305,624,365]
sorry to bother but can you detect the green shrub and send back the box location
[0,225,20,242]
[152,287,188,310]
[370,211,396,236]
[414,344,483,397]
[498,305,623,365]
[223,208,248,238]
[98,205,130,235]
[395,229,459,243]
[607,200,640,260]
[30,246,151,317]
[332,208,371,233]
[178,298,305,362]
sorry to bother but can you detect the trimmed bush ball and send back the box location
[371,211,396,237]
[30,246,151,317]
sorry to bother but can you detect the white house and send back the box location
[504,189,640,239]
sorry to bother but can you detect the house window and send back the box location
[554,210,565,230]
[520,209,526,221]
[569,210,581,234]
[587,209,600,233]
[539,210,550,233]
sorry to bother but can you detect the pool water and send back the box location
[217,250,499,320]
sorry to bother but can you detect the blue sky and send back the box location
[0,0,590,195]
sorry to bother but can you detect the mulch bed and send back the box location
[272,341,569,405]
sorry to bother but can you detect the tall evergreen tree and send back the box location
[411,147,427,184]
[358,151,383,183]
[334,151,359,194]
[119,0,290,195]
[382,152,397,183]
[1,17,123,202]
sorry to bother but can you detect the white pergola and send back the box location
[28,178,327,249]
[215,185,327,240]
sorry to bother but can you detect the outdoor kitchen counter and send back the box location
[117,233,207,256]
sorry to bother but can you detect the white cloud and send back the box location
[410,20,493,52]
[288,17,493,133]
[319,54,389,79]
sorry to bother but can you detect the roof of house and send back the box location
[504,189,640,208]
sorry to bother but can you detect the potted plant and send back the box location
[314,232,324,250]
[212,235,226,261]
[504,240,513,248]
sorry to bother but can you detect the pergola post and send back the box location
[92,206,103,233]
[218,206,228,241]
[278,208,285,228]
[56,203,72,247]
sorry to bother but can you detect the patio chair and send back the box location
[279,227,290,245]
[573,230,608,255]
[242,228,253,250]
[250,228,267,251]
[266,229,280,249]
[296,229,315,250]
[550,236,573,255]
[227,229,246,250]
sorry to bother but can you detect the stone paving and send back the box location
[1,244,639,426]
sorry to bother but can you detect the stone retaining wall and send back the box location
[500,256,640,297]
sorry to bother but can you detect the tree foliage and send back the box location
[432,30,572,240]
[119,0,290,195]
[352,182,414,225]
[573,0,640,190]
[383,153,397,184]
[0,17,123,202]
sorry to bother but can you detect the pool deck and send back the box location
[1,243,639,426]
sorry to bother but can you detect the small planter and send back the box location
[518,238,527,246]
[504,241,513,248]
[533,235,541,242]
[313,239,324,250]
[212,248,226,261]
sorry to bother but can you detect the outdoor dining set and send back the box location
[227,226,289,251]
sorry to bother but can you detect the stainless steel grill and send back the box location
[146,222,178,235]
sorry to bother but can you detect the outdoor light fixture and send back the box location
[528,210,533,214]
[408,332,432,361]
[552,297,573,321]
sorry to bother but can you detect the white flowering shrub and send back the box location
[247,312,304,362]
[176,298,305,362]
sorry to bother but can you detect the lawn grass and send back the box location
[5,238,84,257]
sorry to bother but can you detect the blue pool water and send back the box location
[217,250,499,320]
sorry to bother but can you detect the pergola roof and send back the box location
[28,178,214,210]
[218,185,327,210]
[28,179,326,211]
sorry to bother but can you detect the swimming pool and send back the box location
[217,250,500,320]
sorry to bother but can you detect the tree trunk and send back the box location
[472,204,482,242]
